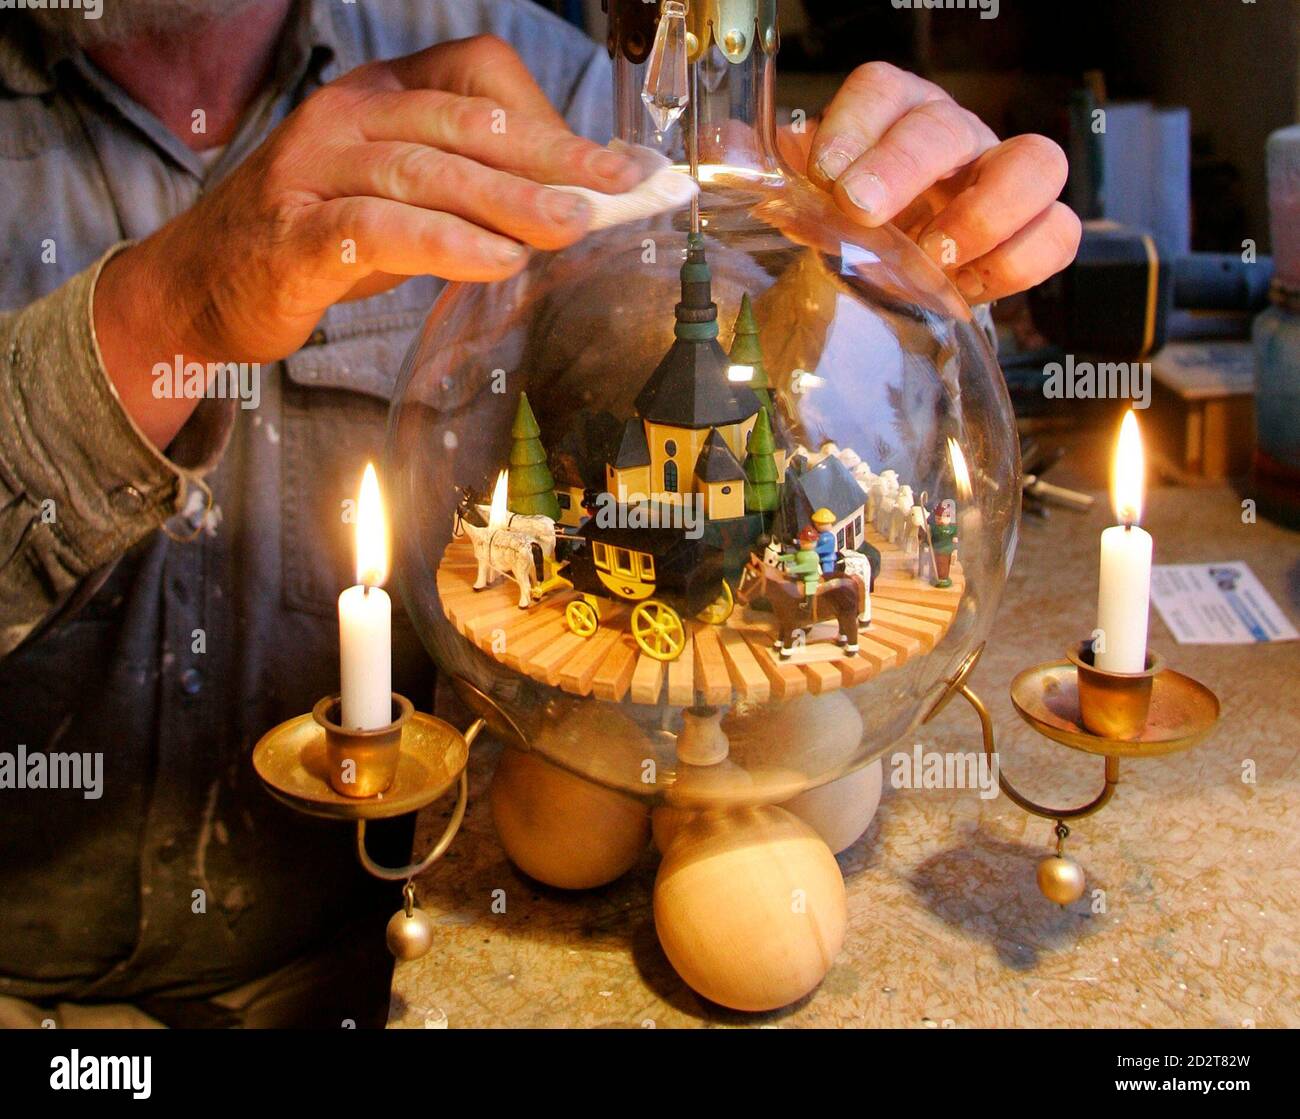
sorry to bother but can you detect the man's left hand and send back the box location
[785,62,1081,304]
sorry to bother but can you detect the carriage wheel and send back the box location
[566,599,599,638]
[695,580,734,625]
[631,600,686,661]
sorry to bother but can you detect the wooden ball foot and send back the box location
[653,806,846,1012]
[489,746,650,889]
[781,760,883,854]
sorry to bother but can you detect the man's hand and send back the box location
[788,62,1081,305]
[95,36,641,449]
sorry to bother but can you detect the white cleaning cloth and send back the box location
[548,139,698,231]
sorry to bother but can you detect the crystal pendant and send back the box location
[640,0,689,134]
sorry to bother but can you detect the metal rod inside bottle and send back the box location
[689,59,700,234]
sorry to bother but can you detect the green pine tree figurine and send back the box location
[729,292,773,415]
[507,392,561,521]
[743,406,781,514]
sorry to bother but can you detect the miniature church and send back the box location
[606,233,764,524]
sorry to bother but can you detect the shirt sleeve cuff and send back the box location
[0,243,209,646]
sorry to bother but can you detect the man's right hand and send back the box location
[94,36,638,449]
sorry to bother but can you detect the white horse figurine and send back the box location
[460,522,538,608]
[473,503,557,569]
[840,549,873,624]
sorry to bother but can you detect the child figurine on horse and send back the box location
[737,534,867,659]
[778,525,824,611]
[811,507,839,574]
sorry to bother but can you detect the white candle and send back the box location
[1095,412,1152,673]
[339,463,392,729]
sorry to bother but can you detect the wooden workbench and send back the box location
[390,485,1299,1028]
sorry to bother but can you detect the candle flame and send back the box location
[355,462,388,587]
[488,469,510,529]
[1111,410,1145,525]
[947,437,972,500]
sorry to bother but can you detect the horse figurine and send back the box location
[839,548,874,625]
[736,554,866,658]
[453,492,555,609]
[451,487,558,569]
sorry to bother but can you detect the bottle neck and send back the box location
[611,16,783,178]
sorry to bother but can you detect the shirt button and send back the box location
[108,484,146,514]
[179,667,203,696]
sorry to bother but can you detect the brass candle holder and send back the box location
[253,691,485,960]
[313,693,413,798]
[1067,643,1165,740]
[924,641,1220,904]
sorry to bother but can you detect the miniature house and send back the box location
[606,234,761,524]
[783,453,868,551]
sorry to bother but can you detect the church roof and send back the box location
[634,232,760,430]
[694,429,746,482]
[635,340,760,428]
[612,418,651,468]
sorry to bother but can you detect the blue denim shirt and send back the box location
[0,0,611,1007]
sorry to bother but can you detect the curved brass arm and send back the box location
[352,717,484,881]
[956,684,1119,822]
[355,769,469,881]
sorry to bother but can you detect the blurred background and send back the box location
[538,0,1300,525]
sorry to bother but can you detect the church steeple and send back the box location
[673,231,719,342]
[634,234,759,428]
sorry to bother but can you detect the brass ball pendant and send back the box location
[386,906,435,961]
[1036,855,1086,906]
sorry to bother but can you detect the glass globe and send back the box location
[386,6,1019,807]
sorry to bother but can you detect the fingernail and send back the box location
[921,230,956,267]
[956,268,986,301]
[543,190,590,225]
[814,146,855,182]
[497,241,528,263]
[841,171,887,218]
[590,149,638,185]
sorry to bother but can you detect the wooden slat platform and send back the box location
[434,525,964,707]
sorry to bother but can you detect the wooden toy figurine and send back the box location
[890,484,914,544]
[810,507,838,574]
[778,525,824,608]
[872,469,898,530]
[839,548,874,626]
[737,542,866,657]
[454,480,557,609]
[930,498,959,587]
[906,499,928,561]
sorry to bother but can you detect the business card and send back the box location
[1151,562,1298,645]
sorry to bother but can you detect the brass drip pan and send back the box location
[1010,660,1220,758]
[253,711,469,820]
